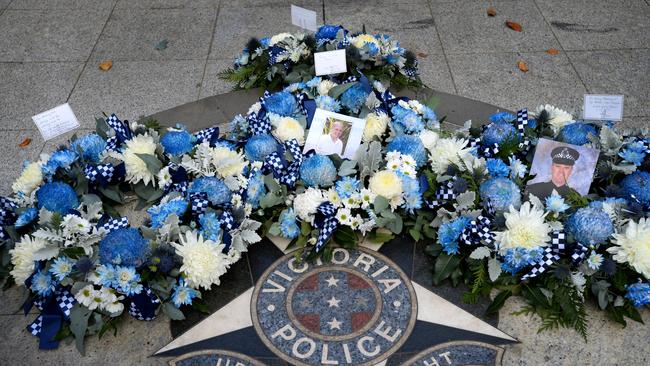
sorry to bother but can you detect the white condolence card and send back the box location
[32,103,80,141]
[291,5,317,31]
[583,94,624,121]
[314,49,347,76]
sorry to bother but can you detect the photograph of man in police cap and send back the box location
[525,138,599,200]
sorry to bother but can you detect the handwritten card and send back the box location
[291,5,317,31]
[314,49,347,76]
[583,94,624,121]
[32,103,80,141]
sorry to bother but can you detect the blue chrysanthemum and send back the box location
[147,197,188,228]
[479,177,521,213]
[300,155,337,187]
[113,265,143,295]
[558,123,598,146]
[315,95,342,112]
[316,24,342,42]
[486,159,510,178]
[500,247,543,274]
[421,105,438,127]
[99,228,150,268]
[619,142,647,166]
[70,134,106,163]
[14,207,38,228]
[306,77,321,88]
[279,208,300,239]
[438,216,471,254]
[391,104,424,134]
[36,182,78,214]
[42,149,77,178]
[386,135,427,168]
[199,212,223,242]
[489,112,515,124]
[545,192,570,213]
[340,83,368,113]
[566,204,614,245]
[264,91,297,117]
[625,282,650,307]
[619,171,650,205]
[244,134,278,162]
[172,278,200,308]
[189,177,232,206]
[49,256,75,282]
[401,174,422,213]
[246,169,266,208]
[482,121,518,147]
[335,176,360,199]
[30,271,55,297]
[161,130,194,156]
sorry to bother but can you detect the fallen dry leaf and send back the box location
[487,7,497,17]
[99,60,113,71]
[517,61,529,72]
[417,52,428,58]
[506,21,522,32]
[18,138,32,148]
[546,48,559,55]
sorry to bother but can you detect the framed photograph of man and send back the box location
[525,138,599,200]
[303,108,366,159]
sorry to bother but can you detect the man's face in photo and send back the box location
[551,162,573,186]
[330,122,343,140]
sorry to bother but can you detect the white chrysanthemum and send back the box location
[326,188,342,207]
[293,187,326,223]
[248,102,262,115]
[9,235,47,284]
[419,129,439,151]
[608,218,650,278]
[318,79,337,96]
[363,112,390,142]
[182,142,246,178]
[269,32,292,46]
[212,147,246,177]
[115,134,157,185]
[12,162,43,196]
[495,202,552,251]
[427,137,472,174]
[173,231,236,290]
[271,115,305,143]
[157,166,172,189]
[369,170,403,199]
[534,104,574,134]
[336,208,353,225]
[62,214,91,236]
[352,34,380,49]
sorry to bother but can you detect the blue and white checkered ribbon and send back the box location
[84,163,125,187]
[128,287,160,321]
[247,111,272,136]
[262,139,312,188]
[190,192,210,217]
[27,287,76,349]
[194,126,219,144]
[522,231,566,280]
[313,201,338,253]
[0,196,18,240]
[106,113,132,143]
[99,217,129,233]
[460,215,495,246]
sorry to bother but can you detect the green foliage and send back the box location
[432,253,461,286]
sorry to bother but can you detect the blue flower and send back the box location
[147,197,188,228]
[486,159,510,178]
[36,182,78,214]
[558,123,598,146]
[619,142,646,166]
[300,155,337,187]
[96,264,117,287]
[246,169,266,209]
[508,156,527,179]
[437,216,471,255]
[401,175,422,213]
[479,177,521,213]
[161,130,194,156]
[390,104,424,134]
[340,83,368,113]
[49,257,75,281]
[264,91,297,117]
[42,149,77,178]
[335,177,360,199]
[566,205,614,246]
[489,112,515,124]
[228,114,249,140]
[316,25,343,43]
[244,134,278,162]
[149,246,177,274]
[482,121,518,147]
[199,212,223,242]
[625,282,650,307]
[619,171,650,205]
[306,77,322,88]
[501,247,543,274]
[586,252,603,270]
[315,95,342,112]
[114,265,143,295]
[14,207,38,228]
[70,134,106,163]
[421,105,438,127]
[386,135,427,168]
[99,228,150,268]
[279,208,300,239]
[30,271,55,297]
[545,191,570,213]
[189,177,232,206]
[172,278,200,308]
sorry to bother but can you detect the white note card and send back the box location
[314,49,347,76]
[291,5,317,31]
[32,103,80,141]
[583,94,624,121]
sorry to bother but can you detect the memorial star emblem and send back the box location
[156,237,517,366]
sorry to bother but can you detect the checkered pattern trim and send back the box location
[167,181,188,195]
[247,112,272,135]
[105,136,119,152]
[190,192,209,217]
[296,93,308,116]
[460,215,494,246]
[194,127,218,143]
[219,210,235,231]
[128,288,161,321]
[482,142,500,157]
[106,113,132,141]
[55,289,75,319]
[100,217,129,233]
[84,163,115,183]
[343,76,358,83]
[468,137,481,149]
[571,242,589,266]
[516,109,529,137]
[522,231,566,280]
[435,180,456,201]
[0,196,17,211]
[314,202,338,253]
[639,139,650,154]
[28,315,43,336]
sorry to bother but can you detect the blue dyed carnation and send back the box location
[300,155,337,187]
[316,25,343,42]
[335,176,360,199]
[36,182,78,214]
[70,134,106,163]
[566,204,614,245]
[438,216,471,254]
[625,282,650,307]
[161,130,194,156]
[500,247,544,274]
[479,177,521,213]
[244,134,278,162]
[558,123,598,146]
[489,112,515,124]
[99,228,150,267]
[279,208,300,239]
[391,104,424,134]
[199,212,223,242]
[42,149,77,179]
[401,174,422,213]
[189,177,232,206]
[315,95,341,112]
[545,192,570,213]
[340,83,368,113]
[386,135,427,168]
[619,142,647,166]
[246,169,266,208]
[264,91,297,117]
[486,159,510,178]
[147,197,188,228]
[482,121,518,147]
[172,278,200,308]
[14,207,38,228]
[619,171,650,205]
[30,271,55,297]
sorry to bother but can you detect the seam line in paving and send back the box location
[197,3,222,100]
[442,47,650,55]
[426,0,458,94]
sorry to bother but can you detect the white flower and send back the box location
[427,137,472,174]
[608,218,650,278]
[75,285,97,308]
[495,202,552,251]
[270,115,305,143]
[62,214,91,237]
[104,297,124,314]
[336,208,353,225]
[173,231,236,290]
[12,162,43,196]
[293,188,326,223]
[369,170,403,199]
[181,141,246,178]
[269,32,292,46]
[359,189,376,209]
[318,80,337,96]
[363,112,390,142]
[9,235,47,284]
[157,166,172,189]
[534,104,574,134]
[248,102,262,115]
[350,215,363,230]
[352,34,380,49]
[508,156,527,179]
[231,193,243,208]
[326,188,342,207]
[112,134,157,185]
[359,219,376,234]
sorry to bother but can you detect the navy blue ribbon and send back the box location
[163,164,189,194]
[105,113,132,145]
[25,286,75,350]
[84,162,125,188]
[313,201,338,253]
[262,139,312,188]
[521,231,592,280]
[98,217,129,233]
[0,196,18,240]
[460,215,495,246]
[128,287,161,321]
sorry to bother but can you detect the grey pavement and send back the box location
[0,0,648,364]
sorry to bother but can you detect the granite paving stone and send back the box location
[0,9,111,62]
[567,49,650,118]
[114,0,220,9]
[416,55,458,94]
[0,130,45,195]
[91,8,216,61]
[7,0,117,9]
[199,58,238,99]
[535,0,650,50]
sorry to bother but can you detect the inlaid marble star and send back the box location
[325,275,339,287]
[327,317,342,330]
[326,296,340,308]
[299,298,312,308]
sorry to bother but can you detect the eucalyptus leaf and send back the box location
[69,304,92,354]
[163,302,185,320]
[328,82,356,99]
[487,257,502,282]
[338,160,357,177]
[135,154,163,176]
[469,246,491,260]
[99,186,122,204]
[373,196,389,212]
